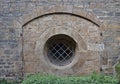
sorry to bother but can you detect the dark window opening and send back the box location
[45,34,76,66]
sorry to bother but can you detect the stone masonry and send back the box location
[0,0,120,80]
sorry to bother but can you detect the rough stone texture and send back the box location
[0,0,119,79]
[23,14,100,76]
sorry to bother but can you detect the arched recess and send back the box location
[13,4,103,76]
[14,4,102,28]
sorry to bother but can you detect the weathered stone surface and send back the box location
[0,0,119,79]
[23,14,100,76]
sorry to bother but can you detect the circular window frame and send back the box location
[35,26,87,70]
[44,34,77,68]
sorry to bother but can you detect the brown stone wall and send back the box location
[0,0,119,79]
[23,14,101,76]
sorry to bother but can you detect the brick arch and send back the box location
[15,4,102,28]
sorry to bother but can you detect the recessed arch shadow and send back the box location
[22,12,100,27]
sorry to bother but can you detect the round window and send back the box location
[45,34,76,66]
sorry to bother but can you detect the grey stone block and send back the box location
[0,69,6,75]
[9,40,17,43]
[115,12,120,16]
[9,43,18,48]
[0,59,4,62]
[7,62,13,65]
[103,37,114,43]
[0,40,8,43]
[107,12,114,16]
[4,50,13,54]
[0,62,5,65]
[4,66,10,68]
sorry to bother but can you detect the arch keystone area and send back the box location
[14,4,102,28]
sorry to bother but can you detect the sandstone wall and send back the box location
[0,0,119,79]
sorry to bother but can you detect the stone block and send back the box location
[115,12,120,16]
[0,66,3,68]
[24,62,38,73]
[4,66,10,68]
[0,61,6,65]
[103,37,114,43]
[4,50,13,54]
[0,69,6,75]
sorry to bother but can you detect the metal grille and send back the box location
[48,41,74,66]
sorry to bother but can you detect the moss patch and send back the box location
[115,60,120,80]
